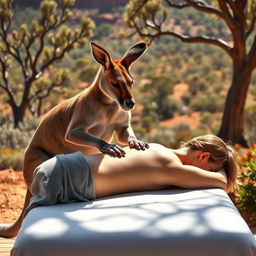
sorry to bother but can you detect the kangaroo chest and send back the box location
[87,107,128,139]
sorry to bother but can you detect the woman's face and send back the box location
[198,159,223,172]
[191,151,223,172]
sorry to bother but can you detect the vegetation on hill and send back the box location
[1,0,256,148]
[0,1,255,140]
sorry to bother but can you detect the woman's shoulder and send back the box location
[148,143,182,165]
[148,143,166,148]
[147,143,176,162]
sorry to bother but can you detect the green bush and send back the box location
[0,118,37,150]
[142,123,193,148]
[0,148,24,171]
[190,93,225,113]
[0,117,38,170]
[79,65,99,83]
[143,127,176,147]
[235,145,256,227]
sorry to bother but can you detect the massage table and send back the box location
[11,188,256,256]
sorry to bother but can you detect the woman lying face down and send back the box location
[24,134,239,216]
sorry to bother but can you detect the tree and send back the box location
[125,0,256,146]
[141,75,179,121]
[0,0,95,128]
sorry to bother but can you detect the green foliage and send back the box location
[0,117,37,170]
[171,122,193,148]
[140,123,193,148]
[94,23,113,39]
[140,75,180,121]
[78,65,98,83]
[236,145,256,219]
[0,148,24,170]
[0,117,38,150]
[198,112,222,134]
[141,112,159,132]
[190,91,225,113]
[72,58,90,71]
[144,126,175,147]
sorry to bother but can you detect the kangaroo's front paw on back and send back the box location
[100,143,126,158]
[128,138,149,151]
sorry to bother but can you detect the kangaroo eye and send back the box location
[111,82,120,88]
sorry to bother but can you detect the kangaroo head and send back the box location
[90,41,147,111]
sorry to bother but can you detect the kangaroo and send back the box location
[0,41,149,238]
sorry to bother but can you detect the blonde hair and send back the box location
[182,134,239,193]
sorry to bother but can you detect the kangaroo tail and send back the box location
[0,189,32,238]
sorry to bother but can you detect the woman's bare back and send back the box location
[86,142,227,197]
[86,143,180,197]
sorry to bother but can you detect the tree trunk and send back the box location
[218,63,252,147]
[12,104,27,129]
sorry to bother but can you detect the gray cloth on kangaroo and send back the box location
[24,152,95,217]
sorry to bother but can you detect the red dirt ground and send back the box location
[0,169,26,223]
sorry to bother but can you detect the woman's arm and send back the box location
[165,164,227,191]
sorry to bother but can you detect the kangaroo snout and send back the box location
[123,98,136,110]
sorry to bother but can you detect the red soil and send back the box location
[0,169,26,223]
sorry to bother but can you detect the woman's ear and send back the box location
[198,151,211,161]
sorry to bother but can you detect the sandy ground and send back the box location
[0,169,26,223]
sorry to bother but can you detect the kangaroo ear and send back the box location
[121,42,147,69]
[90,42,113,70]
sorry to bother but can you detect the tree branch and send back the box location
[28,78,64,117]
[127,0,150,21]
[132,20,233,57]
[32,16,49,75]
[165,0,223,18]
[0,56,17,107]
[225,0,235,9]
[32,7,73,74]
[0,17,30,82]
[39,35,79,74]
[29,81,62,102]
[217,0,237,32]
[22,35,36,78]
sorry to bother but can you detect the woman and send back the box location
[24,134,239,216]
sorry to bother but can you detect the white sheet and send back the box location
[11,188,256,256]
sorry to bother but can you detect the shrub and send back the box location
[0,148,24,171]
[235,145,256,227]
[79,65,99,83]
[143,123,193,148]
[143,127,176,147]
[190,93,224,113]
[0,117,38,170]
[0,118,37,150]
